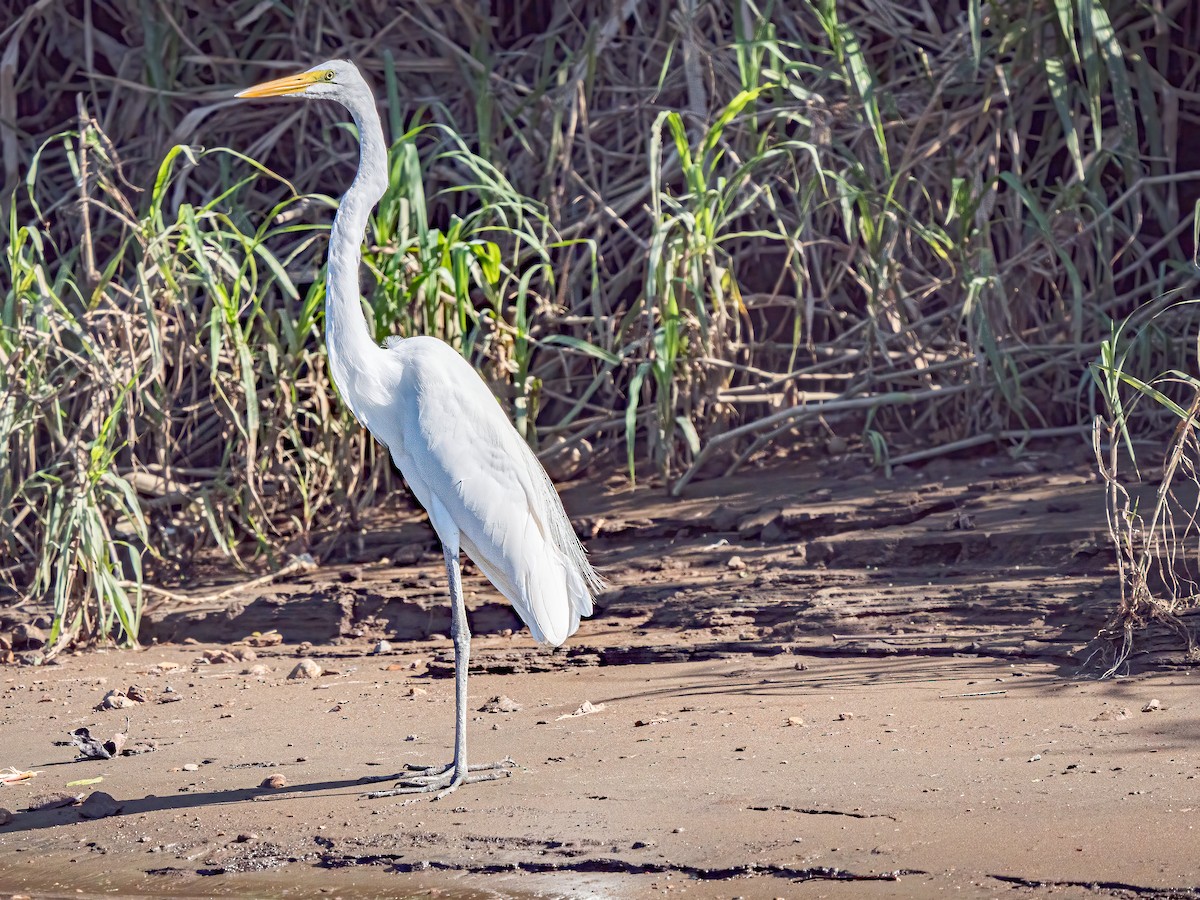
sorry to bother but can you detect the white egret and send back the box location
[236,60,603,798]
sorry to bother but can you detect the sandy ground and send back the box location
[2,455,1199,899]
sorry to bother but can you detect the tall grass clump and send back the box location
[1090,292,1200,672]
[2,0,1198,645]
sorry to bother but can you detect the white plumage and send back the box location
[237,58,601,797]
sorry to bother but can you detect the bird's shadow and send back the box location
[0,774,398,835]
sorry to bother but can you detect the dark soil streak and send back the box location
[990,874,1200,898]
[317,852,925,883]
[747,804,897,821]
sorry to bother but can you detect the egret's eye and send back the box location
[324,71,334,82]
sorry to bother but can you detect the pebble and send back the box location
[203,649,237,665]
[182,763,199,772]
[786,716,806,727]
[288,659,322,680]
[1142,699,1162,712]
[726,556,746,571]
[260,774,287,790]
[244,663,272,677]
[0,808,12,826]
[373,640,393,655]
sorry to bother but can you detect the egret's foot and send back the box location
[363,757,516,800]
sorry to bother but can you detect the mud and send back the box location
[3,455,1199,899]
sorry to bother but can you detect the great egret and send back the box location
[236,60,603,798]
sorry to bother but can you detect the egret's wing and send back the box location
[388,338,599,645]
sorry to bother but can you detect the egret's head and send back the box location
[236,59,364,103]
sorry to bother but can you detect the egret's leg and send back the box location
[363,543,515,800]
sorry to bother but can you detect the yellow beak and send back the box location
[236,70,325,99]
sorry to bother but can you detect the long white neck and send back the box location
[324,92,390,412]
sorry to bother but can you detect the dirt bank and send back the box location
[2,456,1198,898]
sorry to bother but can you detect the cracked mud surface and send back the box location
[3,456,1200,898]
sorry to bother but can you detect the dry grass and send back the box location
[2,0,1200,646]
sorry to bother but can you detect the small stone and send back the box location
[235,832,257,843]
[233,648,257,662]
[407,686,428,698]
[479,695,522,713]
[373,640,393,655]
[0,808,12,826]
[838,712,854,721]
[244,663,271,677]
[786,716,806,727]
[672,827,685,834]
[726,556,746,571]
[288,659,322,680]
[182,763,199,772]
[260,774,287,790]
[1142,699,1162,712]
[202,649,237,665]
[1029,753,1042,762]
[79,791,122,820]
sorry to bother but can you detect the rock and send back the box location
[203,649,237,665]
[233,648,257,662]
[1091,707,1131,722]
[182,763,199,772]
[28,792,81,811]
[126,684,149,703]
[1142,699,1162,712]
[12,623,46,649]
[806,540,835,564]
[838,712,855,721]
[244,663,271,677]
[373,640,393,655]
[726,556,747,571]
[479,695,522,713]
[260,774,287,790]
[288,659,322,680]
[786,716,806,727]
[78,791,122,820]
[100,689,137,710]
[0,807,12,826]
[235,832,258,842]
[245,630,283,647]
[105,731,128,757]
[406,686,428,698]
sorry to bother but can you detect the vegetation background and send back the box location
[2,0,1198,648]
